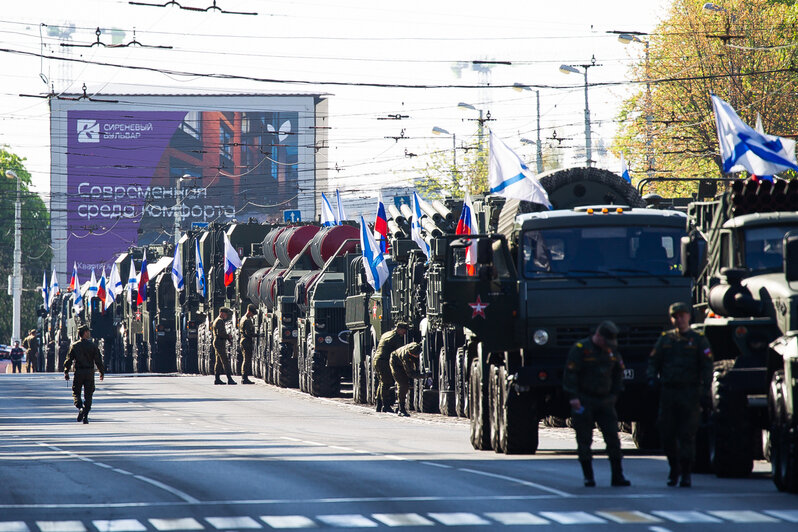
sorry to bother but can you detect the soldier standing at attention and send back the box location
[22,329,39,373]
[390,341,422,417]
[213,307,236,385]
[647,302,713,487]
[9,341,24,373]
[373,322,408,413]
[64,325,105,424]
[563,321,631,487]
[239,304,257,384]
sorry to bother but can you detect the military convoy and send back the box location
[37,167,798,493]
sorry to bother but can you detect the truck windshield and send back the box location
[523,226,683,278]
[744,226,798,272]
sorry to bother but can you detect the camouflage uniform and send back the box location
[390,342,422,414]
[212,314,234,383]
[373,328,405,409]
[648,326,713,483]
[239,314,256,381]
[64,339,105,419]
[22,333,39,373]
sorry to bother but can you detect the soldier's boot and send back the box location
[382,404,395,414]
[227,375,237,385]
[579,459,596,487]
[242,377,254,384]
[398,404,410,417]
[214,377,224,385]
[667,455,681,487]
[82,409,89,424]
[76,407,85,422]
[375,396,383,412]
[610,459,631,487]
[679,459,692,487]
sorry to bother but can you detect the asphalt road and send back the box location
[1,373,797,531]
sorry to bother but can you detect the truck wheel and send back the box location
[710,360,754,477]
[490,365,505,453]
[366,349,375,405]
[469,358,491,450]
[770,371,798,492]
[352,357,367,404]
[310,349,339,397]
[455,347,467,418]
[274,333,298,388]
[439,347,457,416]
[632,421,661,450]
[501,371,539,455]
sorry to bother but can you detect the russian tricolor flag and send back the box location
[455,193,479,276]
[137,251,149,305]
[374,195,389,254]
[68,262,78,292]
[223,232,242,287]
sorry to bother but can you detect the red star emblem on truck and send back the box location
[469,295,489,319]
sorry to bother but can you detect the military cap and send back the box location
[595,320,619,348]
[395,321,409,330]
[220,307,233,314]
[408,342,422,355]
[669,302,690,316]
[247,304,257,314]
[78,325,91,336]
[29,329,36,335]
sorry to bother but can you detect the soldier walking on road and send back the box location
[9,341,23,373]
[22,329,39,373]
[64,325,105,424]
[239,304,257,384]
[647,302,713,487]
[213,307,236,385]
[563,321,631,487]
[390,341,422,417]
[373,322,408,413]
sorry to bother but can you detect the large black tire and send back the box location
[455,347,467,418]
[490,365,505,453]
[309,349,340,397]
[133,339,147,373]
[770,371,798,492]
[274,334,298,388]
[709,360,755,477]
[538,167,647,209]
[439,346,457,416]
[501,370,539,454]
[352,357,367,404]
[632,420,661,450]
[469,357,491,450]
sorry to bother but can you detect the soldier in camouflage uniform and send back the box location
[373,322,407,413]
[239,304,257,384]
[390,341,422,417]
[64,325,105,424]
[213,307,236,385]
[647,302,713,487]
[22,329,39,373]
[563,321,631,487]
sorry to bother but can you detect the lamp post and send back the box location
[174,174,194,246]
[5,169,21,344]
[559,57,602,167]
[432,126,457,185]
[618,33,654,182]
[513,84,544,173]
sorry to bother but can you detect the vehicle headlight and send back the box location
[533,329,549,346]
[315,321,325,329]
[325,336,333,344]
[291,330,298,338]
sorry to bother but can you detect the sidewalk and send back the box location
[0,360,33,373]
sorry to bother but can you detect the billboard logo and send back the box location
[77,120,100,143]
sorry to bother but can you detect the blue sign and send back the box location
[393,195,410,208]
[283,209,302,223]
[191,222,209,229]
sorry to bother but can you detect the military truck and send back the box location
[112,248,145,373]
[174,230,204,374]
[140,243,178,373]
[681,177,798,488]
[424,167,690,453]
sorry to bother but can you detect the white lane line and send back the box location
[371,513,434,526]
[427,513,490,526]
[279,437,302,442]
[766,510,798,522]
[539,512,607,525]
[0,523,29,532]
[92,519,147,532]
[484,512,549,525]
[259,516,316,528]
[316,515,378,527]
[328,446,353,451]
[205,517,262,529]
[420,462,452,469]
[383,455,408,461]
[148,518,204,531]
[94,463,113,469]
[652,511,722,523]
[649,527,673,532]
[596,511,662,524]
[458,467,572,498]
[708,511,780,523]
[112,469,133,476]
[36,522,86,532]
[132,475,200,504]
[299,441,326,446]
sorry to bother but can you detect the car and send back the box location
[0,345,10,360]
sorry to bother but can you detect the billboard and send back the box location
[50,94,328,278]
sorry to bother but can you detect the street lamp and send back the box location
[559,57,601,167]
[5,169,21,344]
[432,127,457,185]
[618,33,654,182]
[513,84,544,173]
[174,174,196,246]
[458,102,493,174]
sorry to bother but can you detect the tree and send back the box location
[0,147,51,343]
[613,0,798,196]
[415,138,488,200]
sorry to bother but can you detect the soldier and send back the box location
[563,321,631,487]
[22,329,39,373]
[64,325,105,424]
[373,322,408,413]
[390,341,422,417]
[239,304,257,384]
[647,302,713,487]
[213,307,236,385]
[9,341,23,373]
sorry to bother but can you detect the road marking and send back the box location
[427,513,490,526]
[133,475,200,504]
[0,523,28,532]
[112,469,133,476]
[316,515,377,527]
[92,520,147,532]
[648,527,673,532]
[766,510,798,522]
[596,511,661,524]
[94,463,113,469]
[708,510,779,523]
[383,455,408,461]
[259,516,316,528]
[420,462,452,469]
[36,522,86,532]
[484,512,549,525]
[279,437,302,442]
[539,512,607,525]
[458,467,573,498]
[371,513,434,526]
[327,446,353,451]
[205,517,261,529]
[148,518,204,531]
[299,441,326,447]
[652,511,722,523]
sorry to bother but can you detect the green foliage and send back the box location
[0,147,51,342]
[415,141,488,200]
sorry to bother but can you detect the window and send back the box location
[180,111,201,140]
[744,225,798,272]
[219,122,233,167]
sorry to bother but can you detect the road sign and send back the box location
[283,210,302,223]
[191,222,209,229]
[394,195,410,208]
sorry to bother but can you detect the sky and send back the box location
[0,0,673,201]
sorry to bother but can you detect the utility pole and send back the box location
[560,57,602,167]
[536,90,543,173]
[6,169,22,343]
